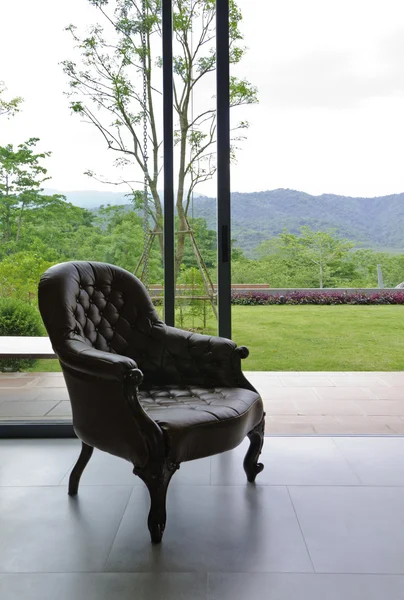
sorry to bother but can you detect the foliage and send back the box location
[0,138,65,249]
[0,82,23,118]
[181,217,217,270]
[0,252,54,304]
[63,0,257,276]
[0,298,45,371]
[176,265,213,330]
[257,227,354,289]
[231,290,404,306]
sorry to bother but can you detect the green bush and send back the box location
[0,298,45,372]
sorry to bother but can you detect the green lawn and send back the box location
[232,305,404,371]
[28,305,404,372]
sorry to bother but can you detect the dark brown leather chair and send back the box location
[38,261,265,543]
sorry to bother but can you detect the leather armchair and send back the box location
[38,261,265,543]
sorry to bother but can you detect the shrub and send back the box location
[0,298,45,372]
[231,290,404,306]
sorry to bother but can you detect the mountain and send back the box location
[48,188,404,255]
[192,189,404,255]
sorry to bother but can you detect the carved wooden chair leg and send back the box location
[243,415,265,483]
[134,460,180,544]
[68,442,94,496]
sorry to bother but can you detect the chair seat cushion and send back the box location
[138,385,264,463]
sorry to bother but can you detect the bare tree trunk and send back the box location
[174,107,190,281]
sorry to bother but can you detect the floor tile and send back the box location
[378,375,404,387]
[315,417,395,434]
[294,400,363,416]
[329,377,388,387]
[30,372,63,377]
[280,377,333,387]
[60,448,140,488]
[0,486,132,572]
[0,401,58,418]
[334,437,404,485]
[106,485,313,573]
[0,573,207,600]
[246,375,284,388]
[59,449,210,487]
[313,387,377,401]
[46,401,72,417]
[355,401,404,416]
[263,388,319,401]
[367,387,404,400]
[33,377,67,388]
[266,417,316,434]
[208,573,404,600]
[0,439,79,486]
[0,389,41,402]
[262,401,300,415]
[35,388,70,401]
[289,486,404,573]
[210,438,359,486]
[0,378,39,388]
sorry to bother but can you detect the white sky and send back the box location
[1,0,404,197]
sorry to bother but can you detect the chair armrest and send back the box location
[55,339,142,382]
[162,326,251,388]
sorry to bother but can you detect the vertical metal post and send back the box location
[377,264,384,289]
[216,0,232,338]
[162,0,175,326]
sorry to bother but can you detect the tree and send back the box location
[258,227,355,288]
[352,249,404,288]
[0,82,23,118]
[0,252,54,304]
[0,138,64,249]
[63,0,257,278]
[11,200,95,262]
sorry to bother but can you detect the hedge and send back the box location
[0,298,45,371]
[231,291,404,306]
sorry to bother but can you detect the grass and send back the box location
[27,305,404,373]
[232,305,404,371]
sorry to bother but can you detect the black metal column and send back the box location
[162,0,175,326]
[216,0,231,339]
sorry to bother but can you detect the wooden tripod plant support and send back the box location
[134,218,218,319]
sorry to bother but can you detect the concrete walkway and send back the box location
[1,371,404,434]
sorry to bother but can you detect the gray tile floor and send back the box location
[1,437,404,598]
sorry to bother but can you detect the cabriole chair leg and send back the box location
[243,416,265,483]
[134,460,180,544]
[68,442,94,496]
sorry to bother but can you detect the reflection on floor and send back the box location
[1,437,404,599]
[2,371,404,434]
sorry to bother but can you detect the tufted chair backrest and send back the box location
[38,261,163,362]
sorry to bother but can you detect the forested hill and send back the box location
[54,188,404,255]
[193,189,404,254]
